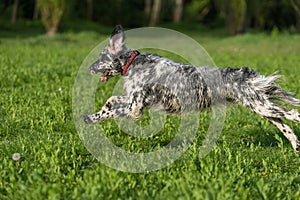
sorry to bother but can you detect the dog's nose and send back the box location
[90,69,96,75]
[89,60,100,75]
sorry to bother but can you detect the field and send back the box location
[1,22,300,199]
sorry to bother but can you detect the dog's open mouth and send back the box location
[100,70,111,82]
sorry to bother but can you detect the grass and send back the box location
[1,22,300,199]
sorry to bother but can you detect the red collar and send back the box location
[122,51,140,76]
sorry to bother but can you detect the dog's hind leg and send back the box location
[248,98,300,123]
[282,109,300,123]
[250,101,300,152]
[251,101,300,124]
[225,68,300,152]
[267,117,300,153]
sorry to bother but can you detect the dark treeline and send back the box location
[1,0,300,36]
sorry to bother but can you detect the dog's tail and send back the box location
[250,72,300,107]
[269,86,300,107]
[222,67,300,108]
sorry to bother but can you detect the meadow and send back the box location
[1,22,300,199]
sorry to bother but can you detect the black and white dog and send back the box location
[82,25,300,153]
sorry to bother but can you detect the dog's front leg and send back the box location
[82,106,129,124]
[127,91,145,121]
[101,96,130,111]
[82,96,130,124]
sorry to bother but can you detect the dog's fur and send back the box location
[82,25,300,153]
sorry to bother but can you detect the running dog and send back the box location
[82,25,300,153]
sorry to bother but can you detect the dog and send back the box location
[82,25,300,153]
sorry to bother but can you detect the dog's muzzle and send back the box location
[89,60,101,75]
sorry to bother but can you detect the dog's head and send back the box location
[89,25,129,82]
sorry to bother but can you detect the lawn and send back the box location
[1,22,300,199]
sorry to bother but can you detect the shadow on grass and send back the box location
[223,105,300,150]
[237,126,300,150]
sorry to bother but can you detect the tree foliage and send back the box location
[225,0,247,35]
[0,0,300,35]
[184,0,210,22]
[37,0,66,36]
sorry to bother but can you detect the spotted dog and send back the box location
[82,25,300,153]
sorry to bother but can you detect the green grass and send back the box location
[1,23,300,199]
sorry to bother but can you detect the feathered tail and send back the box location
[221,67,300,108]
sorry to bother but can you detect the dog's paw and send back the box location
[81,115,94,124]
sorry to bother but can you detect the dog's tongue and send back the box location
[100,75,108,82]
[100,70,109,82]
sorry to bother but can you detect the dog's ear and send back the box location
[108,25,125,54]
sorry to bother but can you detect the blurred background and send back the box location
[1,0,300,36]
